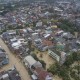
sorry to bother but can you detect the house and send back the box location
[48,47,66,64]
[8,68,21,80]
[48,48,60,62]
[0,46,9,67]
[11,42,22,50]
[61,32,73,40]
[42,39,53,47]
[37,44,48,52]
[2,32,10,42]
[23,55,42,69]
[9,38,17,44]
[0,23,5,31]
[36,21,42,27]
[33,39,50,52]
[45,27,52,34]
[23,55,53,80]
[32,67,53,80]
[43,34,51,39]
[34,39,42,47]
[53,7,63,16]
[17,46,29,58]
[0,66,21,80]
[32,33,39,40]
[2,30,16,43]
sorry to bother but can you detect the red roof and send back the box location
[42,39,53,46]
[35,67,52,80]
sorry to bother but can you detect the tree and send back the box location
[16,25,23,29]
[31,53,39,61]
[47,62,70,80]
[31,53,46,69]
[33,21,36,27]
[27,39,32,54]
[72,52,77,61]
[58,19,78,33]
[39,60,46,69]
[70,65,80,80]
[47,62,59,75]
[64,54,74,67]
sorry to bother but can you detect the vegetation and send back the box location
[31,53,39,61]
[0,29,7,34]
[27,68,33,75]
[33,21,36,27]
[9,25,24,29]
[58,19,78,34]
[47,62,70,80]
[47,62,59,75]
[39,60,46,69]
[31,53,46,69]
[47,51,80,80]
[70,65,80,80]
[0,24,24,34]
[64,52,80,67]
[63,54,74,67]
[27,39,33,54]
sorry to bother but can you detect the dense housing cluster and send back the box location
[0,0,80,80]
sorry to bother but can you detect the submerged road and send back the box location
[0,38,31,80]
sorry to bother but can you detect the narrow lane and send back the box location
[0,38,31,80]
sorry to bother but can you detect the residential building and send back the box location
[48,47,66,64]
[0,67,21,80]
[0,46,9,67]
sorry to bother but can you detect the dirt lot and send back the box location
[0,38,31,80]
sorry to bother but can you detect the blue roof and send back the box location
[2,58,9,65]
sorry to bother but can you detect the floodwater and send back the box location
[36,51,55,69]
[0,38,62,80]
[0,38,31,80]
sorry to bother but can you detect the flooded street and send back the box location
[0,38,62,80]
[0,38,31,80]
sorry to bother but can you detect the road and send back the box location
[0,38,31,80]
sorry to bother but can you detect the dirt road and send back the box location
[0,38,31,80]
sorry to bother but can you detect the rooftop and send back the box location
[24,55,37,66]
[35,67,52,80]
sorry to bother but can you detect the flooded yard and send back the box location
[34,49,62,80]
[36,51,55,69]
